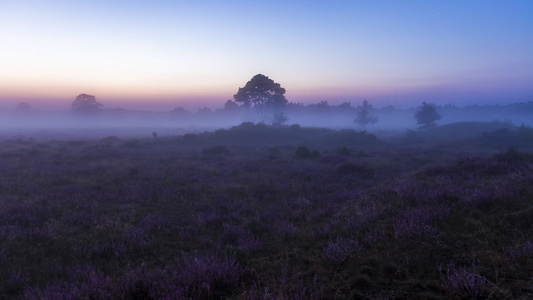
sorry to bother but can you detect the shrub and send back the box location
[337,146,351,156]
[495,147,533,164]
[182,133,197,142]
[214,128,226,135]
[294,146,320,159]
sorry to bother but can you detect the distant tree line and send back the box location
[9,73,533,131]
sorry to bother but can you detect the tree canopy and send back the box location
[234,74,287,108]
[415,102,441,129]
[353,100,378,130]
[72,94,103,112]
[234,74,287,122]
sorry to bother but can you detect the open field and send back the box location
[1,122,533,299]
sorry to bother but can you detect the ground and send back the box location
[0,122,532,299]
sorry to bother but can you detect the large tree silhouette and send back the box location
[72,94,103,113]
[415,102,441,129]
[234,74,287,122]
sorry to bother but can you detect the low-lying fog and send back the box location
[1,102,532,140]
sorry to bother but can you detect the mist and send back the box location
[1,100,532,141]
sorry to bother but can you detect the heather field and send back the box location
[1,123,533,299]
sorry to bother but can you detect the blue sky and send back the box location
[1,0,532,110]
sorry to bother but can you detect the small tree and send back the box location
[234,74,288,123]
[171,107,190,115]
[354,100,378,130]
[415,102,441,129]
[224,99,239,111]
[271,112,288,127]
[72,94,102,112]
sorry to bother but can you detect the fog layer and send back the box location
[1,102,531,140]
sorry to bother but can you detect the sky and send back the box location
[1,0,532,111]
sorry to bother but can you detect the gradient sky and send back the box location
[1,1,532,110]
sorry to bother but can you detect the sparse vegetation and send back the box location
[1,124,533,299]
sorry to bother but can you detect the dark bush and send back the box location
[214,129,226,135]
[294,146,320,159]
[182,133,197,142]
[295,146,311,158]
[495,147,533,164]
[337,146,351,156]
